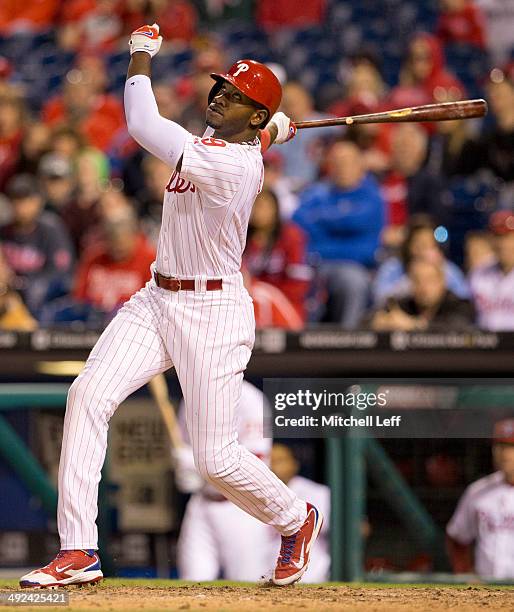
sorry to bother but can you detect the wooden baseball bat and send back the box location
[147,374,183,449]
[295,98,487,129]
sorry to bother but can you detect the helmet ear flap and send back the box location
[208,79,223,105]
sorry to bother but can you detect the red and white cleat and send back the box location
[20,550,103,588]
[272,502,324,586]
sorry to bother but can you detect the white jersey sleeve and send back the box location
[124,75,188,168]
[179,135,245,207]
[446,483,479,545]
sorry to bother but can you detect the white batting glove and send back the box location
[268,112,297,144]
[172,445,204,494]
[129,23,162,57]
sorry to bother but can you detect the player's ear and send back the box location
[250,108,269,129]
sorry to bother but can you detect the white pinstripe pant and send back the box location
[58,274,306,549]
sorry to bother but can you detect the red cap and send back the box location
[493,419,514,444]
[210,59,282,121]
[489,211,514,235]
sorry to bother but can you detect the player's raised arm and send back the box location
[124,24,187,169]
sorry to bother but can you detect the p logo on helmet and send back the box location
[233,62,250,78]
[208,59,282,127]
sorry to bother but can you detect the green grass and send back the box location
[1,578,514,590]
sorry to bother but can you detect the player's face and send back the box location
[493,443,514,483]
[206,81,268,138]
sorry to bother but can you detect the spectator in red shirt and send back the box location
[0,0,60,34]
[121,0,198,45]
[389,33,465,109]
[257,0,326,32]
[0,92,25,191]
[243,189,311,329]
[58,0,123,53]
[328,56,391,174]
[73,208,156,314]
[437,0,486,49]
[328,55,387,119]
[42,63,125,153]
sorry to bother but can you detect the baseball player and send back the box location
[175,380,272,581]
[470,211,514,331]
[446,419,514,579]
[20,24,322,588]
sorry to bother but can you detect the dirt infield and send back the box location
[2,580,514,611]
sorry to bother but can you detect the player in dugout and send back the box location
[19,24,324,589]
[446,419,514,580]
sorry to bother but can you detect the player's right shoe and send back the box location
[20,550,103,588]
[272,502,324,586]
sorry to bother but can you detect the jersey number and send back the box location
[199,137,226,147]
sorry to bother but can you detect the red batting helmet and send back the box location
[209,59,282,125]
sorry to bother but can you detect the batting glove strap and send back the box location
[269,111,297,144]
[129,23,163,57]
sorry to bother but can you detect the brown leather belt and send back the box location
[153,271,222,292]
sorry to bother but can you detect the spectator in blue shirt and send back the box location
[294,140,385,328]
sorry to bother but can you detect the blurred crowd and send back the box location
[0,0,513,332]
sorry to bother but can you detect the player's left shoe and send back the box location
[272,502,324,586]
[19,550,103,588]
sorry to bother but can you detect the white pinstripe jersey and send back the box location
[447,471,514,579]
[156,134,264,278]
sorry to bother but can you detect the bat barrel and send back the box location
[295,99,488,129]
